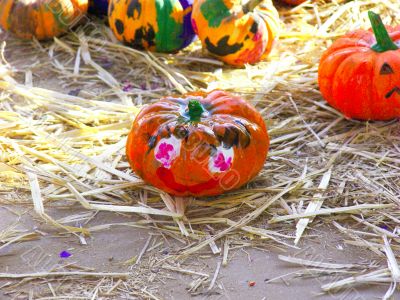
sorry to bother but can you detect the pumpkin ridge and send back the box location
[365,55,376,119]
[331,53,369,118]
[38,2,48,38]
[319,47,368,110]
[322,40,370,58]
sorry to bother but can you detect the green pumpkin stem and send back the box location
[188,100,205,122]
[368,11,398,53]
[242,0,263,13]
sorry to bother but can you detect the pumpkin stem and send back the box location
[368,11,398,53]
[242,0,263,13]
[187,100,205,122]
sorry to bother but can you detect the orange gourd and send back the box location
[0,0,88,40]
[191,0,280,66]
[126,90,269,197]
[318,12,400,120]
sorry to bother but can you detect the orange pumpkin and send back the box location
[126,90,269,197]
[318,11,400,120]
[191,0,280,66]
[0,0,88,40]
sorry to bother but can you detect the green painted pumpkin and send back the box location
[108,0,196,53]
[191,0,280,66]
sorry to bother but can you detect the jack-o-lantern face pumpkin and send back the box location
[126,90,269,197]
[191,0,280,66]
[0,0,88,40]
[108,0,196,53]
[318,11,400,120]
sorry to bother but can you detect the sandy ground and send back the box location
[0,204,391,299]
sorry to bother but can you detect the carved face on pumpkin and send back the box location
[318,12,400,120]
[379,62,400,100]
[126,90,269,197]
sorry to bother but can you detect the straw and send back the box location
[1,0,400,297]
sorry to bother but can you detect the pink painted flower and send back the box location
[252,31,262,42]
[214,152,232,172]
[155,143,174,168]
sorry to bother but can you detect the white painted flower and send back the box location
[209,146,234,173]
[154,136,181,169]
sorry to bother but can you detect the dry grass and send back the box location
[1,0,400,298]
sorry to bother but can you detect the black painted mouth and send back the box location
[385,86,400,99]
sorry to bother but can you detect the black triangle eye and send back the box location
[380,62,394,75]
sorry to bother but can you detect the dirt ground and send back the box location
[0,205,391,299]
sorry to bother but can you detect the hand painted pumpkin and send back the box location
[88,0,108,15]
[318,11,400,121]
[0,0,88,40]
[126,90,269,197]
[108,0,196,53]
[191,0,280,66]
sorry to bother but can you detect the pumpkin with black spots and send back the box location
[0,0,88,40]
[108,0,196,53]
[88,0,108,15]
[318,11,400,120]
[126,90,270,197]
[191,0,280,66]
